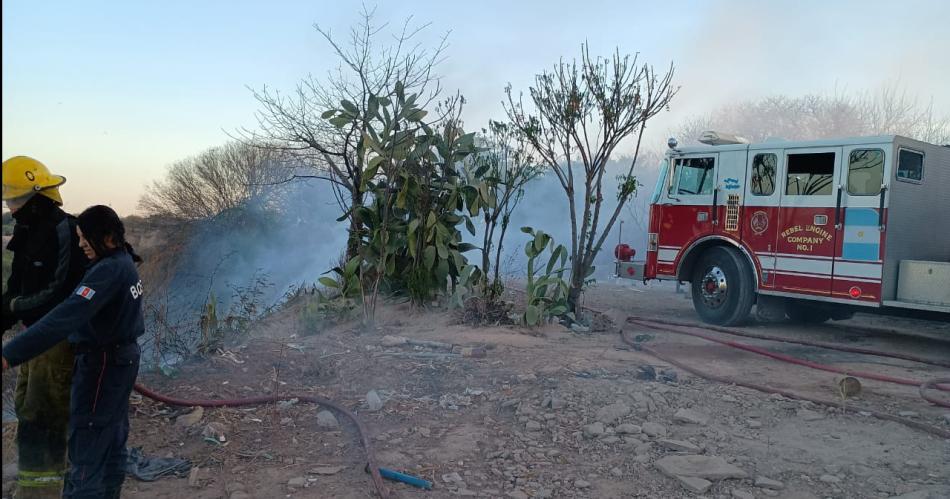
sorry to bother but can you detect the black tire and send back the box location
[785,300,831,323]
[690,246,755,326]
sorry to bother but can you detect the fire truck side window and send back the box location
[785,152,834,195]
[674,157,715,196]
[897,148,924,182]
[751,153,776,195]
[847,149,884,195]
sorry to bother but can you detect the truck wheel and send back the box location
[785,300,830,323]
[690,246,755,326]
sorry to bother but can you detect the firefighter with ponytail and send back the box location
[2,205,145,499]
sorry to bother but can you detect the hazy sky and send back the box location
[3,0,948,215]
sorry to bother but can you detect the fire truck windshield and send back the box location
[650,159,669,204]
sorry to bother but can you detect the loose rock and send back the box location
[366,390,384,412]
[674,475,713,494]
[316,410,339,429]
[755,476,785,489]
[583,422,606,438]
[616,423,642,434]
[655,455,748,480]
[176,407,204,428]
[819,474,841,484]
[596,402,632,424]
[673,408,709,425]
[658,438,701,453]
[642,422,669,437]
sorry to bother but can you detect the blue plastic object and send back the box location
[377,467,433,490]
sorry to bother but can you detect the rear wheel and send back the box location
[690,246,755,326]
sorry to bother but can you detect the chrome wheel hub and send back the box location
[700,266,728,308]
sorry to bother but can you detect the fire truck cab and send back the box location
[617,133,950,325]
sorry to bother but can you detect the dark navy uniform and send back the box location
[3,248,145,499]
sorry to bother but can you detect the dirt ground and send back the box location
[3,281,949,499]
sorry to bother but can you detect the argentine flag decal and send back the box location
[842,208,881,261]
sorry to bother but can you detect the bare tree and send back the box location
[467,120,544,301]
[139,141,284,220]
[241,6,449,258]
[672,83,950,145]
[505,45,676,312]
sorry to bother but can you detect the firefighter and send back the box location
[2,205,145,499]
[2,156,88,499]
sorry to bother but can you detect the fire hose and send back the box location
[132,383,391,499]
[620,324,950,439]
[626,317,950,397]
[626,315,950,369]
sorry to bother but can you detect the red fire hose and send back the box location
[132,383,391,499]
[626,317,950,396]
[620,330,950,440]
[626,315,950,369]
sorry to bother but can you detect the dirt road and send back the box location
[3,282,949,498]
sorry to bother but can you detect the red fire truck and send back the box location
[616,132,950,325]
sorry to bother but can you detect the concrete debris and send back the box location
[673,408,709,425]
[655,455,748,480]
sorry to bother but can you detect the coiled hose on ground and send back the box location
[132,383,391,499]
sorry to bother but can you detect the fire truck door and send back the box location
[656,153,719,277]
[742,150,784,289]
[774,147,842,296]
[831,146,887,302]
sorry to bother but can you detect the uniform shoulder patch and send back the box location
[76,286,96,300]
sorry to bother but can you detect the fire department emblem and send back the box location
[751,211,769,235]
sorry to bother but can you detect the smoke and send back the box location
[146,179,347,356]
[484,153,664,281]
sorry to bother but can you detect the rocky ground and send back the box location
[3,281,949,498]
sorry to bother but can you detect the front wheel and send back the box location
[690,246,755,326]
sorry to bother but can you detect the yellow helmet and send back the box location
[2,156,66,205]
